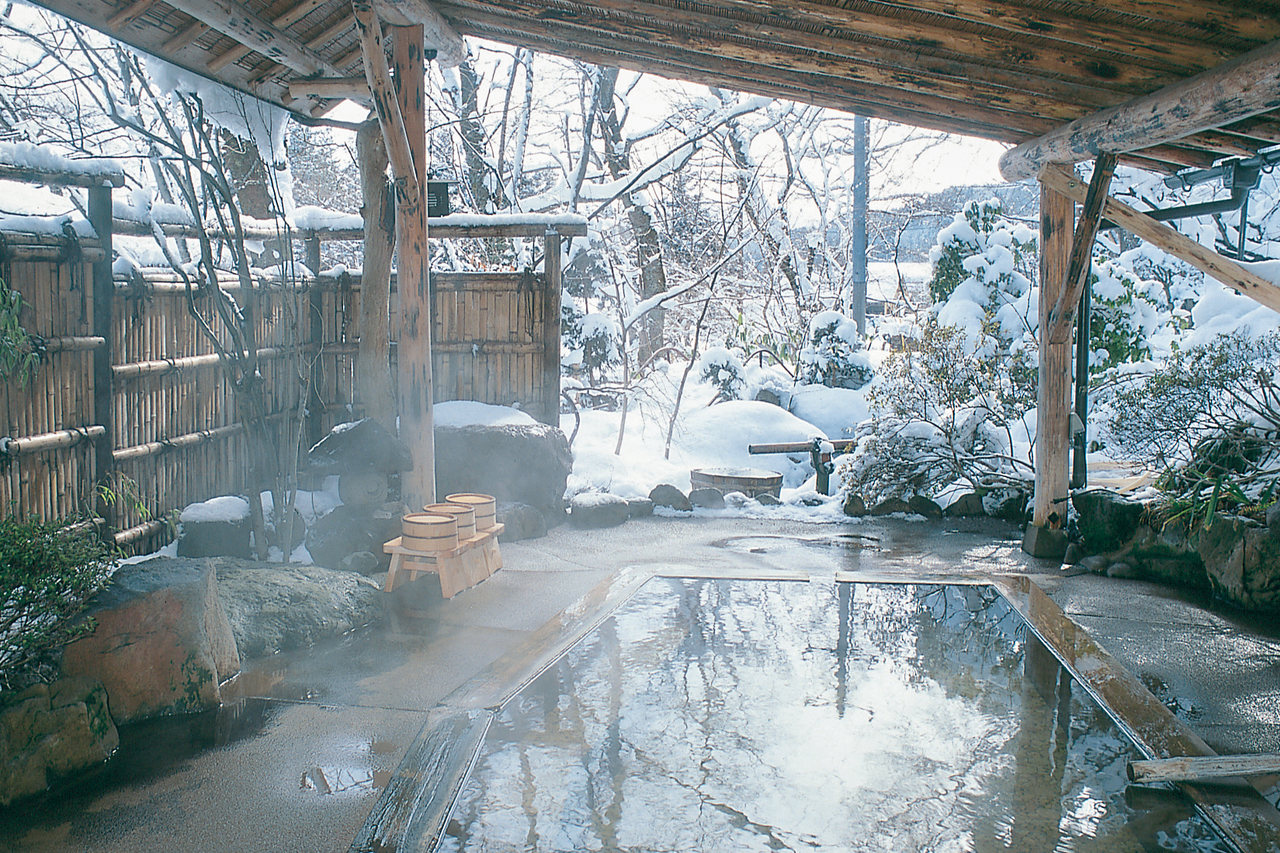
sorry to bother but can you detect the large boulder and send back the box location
[306,503,402,571]
[497,502,548,542]
[212,559,383,660]
[1196,515,1280,613]
[649,484,692,513]
[61,560,240,724]
[1072,489,1147,553]
[569,493,631,529]
[434,424,571,517]
[0,677,118,806]
[307,418,413,476]
[177,495,251,558]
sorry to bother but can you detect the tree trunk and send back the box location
[597,67,669,363]
[355,118,397,430]
[455,56,504,213]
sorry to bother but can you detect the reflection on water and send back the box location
[441,580,1229,852]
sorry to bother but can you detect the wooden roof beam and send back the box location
[1040,164,1280,314]
[206,0,328,73]
[288,76,371,102]
[1001,39,1280,180]
[376,0,465,67]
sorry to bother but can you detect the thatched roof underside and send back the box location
[26,0,1280,174]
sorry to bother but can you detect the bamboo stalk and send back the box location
[112,346,288,380]
[1,425,107,456]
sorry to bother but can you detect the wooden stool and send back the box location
[383,523,505,599]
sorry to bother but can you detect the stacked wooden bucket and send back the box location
[385,493,503,597]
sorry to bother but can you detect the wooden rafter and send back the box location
[288,76,371,101]
[161,0,342,78]
[1040,164,1280,314]
[1001,38,1280,180]
[1048,152,1117,345]
[206,0,329,73]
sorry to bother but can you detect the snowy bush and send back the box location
[697,346,746,401]
[928,198,1035,305]
[1088,260,1165,372]
[562,303,621,379]
[1106,331,1280,515]
[837,322,1035,504]
[797,311,872,390]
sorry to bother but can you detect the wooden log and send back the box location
[288,77,372,102]
[355,118,397,432]
[1000,39,1280,181]
[106,0,155,29]
[162,18,210,54]
[206,0,328,72]
[1029,183,1074,537]
[1,425,106,456]
[1039,164,1280,315]
[1127,754,1280,785]
[375,0,466,67]
[353,2,421,210]
[1048,153,1117,345]
[162,0,342,79]
[391,24,435,508]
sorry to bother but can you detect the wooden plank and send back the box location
[1048,153,1117,344]
[1000,38,1280,180]
[391,24,435,508]
[1128,754,1280,785]
[1029,182,1074,536]
[1040,164,1280,314]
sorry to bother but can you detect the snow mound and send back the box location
[788,385,871,441]
[180,495,249,523]
[434,400,537,427]
[674,400,826,488]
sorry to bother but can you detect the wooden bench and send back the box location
[748,438,856,495]
[383,523,504,598]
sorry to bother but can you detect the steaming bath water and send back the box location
[437,579,1228,852]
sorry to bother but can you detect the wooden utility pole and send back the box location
[1023,180,1073,559]
[392,24,435,508]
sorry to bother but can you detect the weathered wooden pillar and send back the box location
[304,232,325,450]
[541,228,562,426]
[88,184,116,539]
[1023,180,1073,559]
[392,24,435,508]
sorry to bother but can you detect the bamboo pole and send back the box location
[1,425,107,456]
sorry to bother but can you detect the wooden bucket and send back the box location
[424,502,476,539]
[401,513,458,552]
[689,466,784,499]
[445,493,496,530]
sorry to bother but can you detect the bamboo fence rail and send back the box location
[1,204,569,554]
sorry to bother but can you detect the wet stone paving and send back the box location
[440,578,1229,852]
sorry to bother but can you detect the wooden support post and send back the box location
[1071,285,1090,490]
[1048,153,1117,344]
[1024,180,1073,560]
[305,233,324,450]
[392,24,435,508]
[88,185,116,540]
[541,228,562,426]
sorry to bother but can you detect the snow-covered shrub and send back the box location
[562,303,620,378]
[928,198,1035,304]
[1107,331,1280,515]
[837,322,1035,504]
[797,311,872,389]
[1088,260,1165,372]
[697,346,746,401]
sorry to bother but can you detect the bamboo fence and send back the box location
[1,179,571,554]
